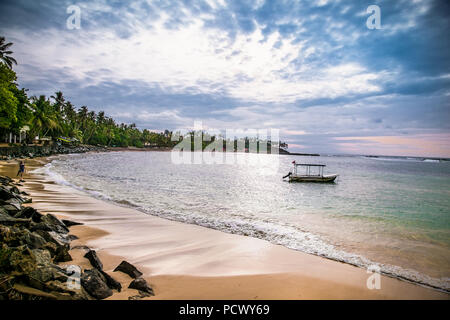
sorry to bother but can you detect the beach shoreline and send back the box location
[0,155,448,300]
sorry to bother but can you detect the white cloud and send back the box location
[11,6,383,105]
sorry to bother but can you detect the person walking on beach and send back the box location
[17,160,25,178]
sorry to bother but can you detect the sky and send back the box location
[0,0,449,157]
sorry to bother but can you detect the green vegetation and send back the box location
[0,36,176,148]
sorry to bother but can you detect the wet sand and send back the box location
[0,156,448,299]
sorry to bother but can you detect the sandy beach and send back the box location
[0,155,448,300]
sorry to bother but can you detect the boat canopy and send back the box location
[293,163,326,176]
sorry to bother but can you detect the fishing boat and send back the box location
[283,162,338,183]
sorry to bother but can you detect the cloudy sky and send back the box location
[0,0,449,156]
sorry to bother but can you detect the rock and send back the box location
[2,204,21,215]
[40,214,69,234]
[128,278,154,295]
[8,246,37,275]
[5,198,23,210]
[0,206,8,216]
[100,271,122,292]
[33,229,60,245]
[84,250,103,270]
[0,275,14,300]
[6,185,20,196]
[48,231,71,245]
[42,242,58,257]
[0,211,30,226]
[68,234,78,241]
[21,197,32,204]
[0,226,20,247]
[30,222,53,232]
[32,229,71,246]
[71,245,90,250]
[20,230,47,249]
[81,269,113,299]
[11,284,58,300]
[0,186,14,200]
[31,249,52,265]
[0,175,12,185]
[0,224,11,240]
[54,244,72,263]
[43,280,91,300]
[14,206,43,222]
[0,245,14,272]
[62,219,83,227]
[128,291,152,300]
[113,260,143,279]
[25,262,69,291]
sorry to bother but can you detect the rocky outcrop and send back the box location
[0,144,107,160]
[83,249,122,292]
[113,260,153,299]
[0,175,120,300]
[84,250,103,270]
[113,260,143,279]
[81,269,113,299]
[0,174,152,300]
[128,277,154,296]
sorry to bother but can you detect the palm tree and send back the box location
[29,95,59,139]
[0,36,18,69]
[51,91,65,114]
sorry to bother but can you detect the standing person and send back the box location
[17,160,25,178]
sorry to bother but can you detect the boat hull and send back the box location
[289,174,338,183]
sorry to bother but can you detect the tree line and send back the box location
[0,36,176,148]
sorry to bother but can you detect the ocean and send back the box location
[38,151,450,291]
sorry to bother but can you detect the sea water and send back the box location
[41,151,450,291]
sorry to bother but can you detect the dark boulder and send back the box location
[128,277,154,295]
[14,206,43,222]
[0,206,8,216]
[30,222,53,232]
[43,242,58,257]
[54,244,72,263]
[40,214,69,234]
[5,185,21,196]
[32,230,71,255]
[113,260,143,279]
[21,197,32,204]
[128,291,152,300]
[100,271,122,292]
[0,227,47,249]
[46,231,72,246]
[2,204,21,215]
[4,198,23,210]
[0,211,30,226]
[0,175,12,185]
[0,186,14,200]
[20,230,47,249]
[84,250,103,270]
[81,269,113,299]
[62,219,83,227]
